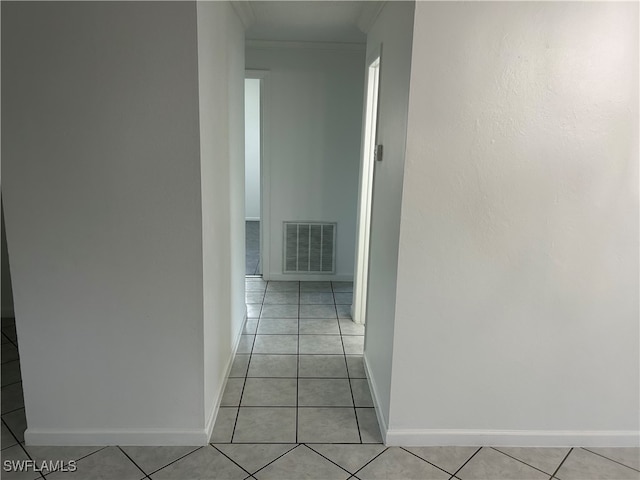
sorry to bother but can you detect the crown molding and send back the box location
[357,1,386,34]
[246,40,366,52]
[230,1,256,30]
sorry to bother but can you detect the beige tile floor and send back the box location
[1,282,639,479]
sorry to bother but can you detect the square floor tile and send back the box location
[2,409,26,443]
[298,355,348,378]
[357,447,450,480]
[257,319,298,335]
[346,356,366,378]
[47,446,145,480]
[297,408,360,443]
[237,334,255,354]
[230,355,250,377]
[342,336,364,355]
[248,355,297,378]
[210,407,238,443]
[456,447,548,479]
[404,446,479,475]
[350,379,373,407]
[299,318,340,335]
[247,304,262,318]
[300,292,335,305]
[356,408,383,443]
[299,335,343,354]
[493,446,570,475]
[261,304,298,319]
[583,447,640,471]
[233,407,297,443]
[555,447,639,480]
[246,279,267,292]
[300,282,332,292]
[246,291,265,304]
[339,319,365,335]
[300,305,337,318]
[118,446,201,475]
[243,320,258,335]
[1,344,19,364]
[266,282,299,292]
[263,292,299,305]
[1,421,18,449]
[298,379,353,407]
[253,445,350,480]
[336,305,352,319]
[221,378,244,406]
[213,444,296,476]
[1,360,21,387]
[253,335,298,354]
[308,444,386,474]
[332,282,353,292]
[0,444,41,480]
[1,382,24,414]
[241,378,297,406]
[333,293,353,305]
[150,445,247,480]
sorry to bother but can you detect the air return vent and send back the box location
[284,222,336,274]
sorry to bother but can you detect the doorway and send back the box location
[244,77,261,276]
[352,49,381,325]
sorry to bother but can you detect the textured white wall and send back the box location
[196,0,246,438]
[2,1,207,444]
[245,45,364,280]
[245,79,261,221]
[361,1,415,433]
[389,1,639,446]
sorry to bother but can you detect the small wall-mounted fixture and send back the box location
[374,144,383,162]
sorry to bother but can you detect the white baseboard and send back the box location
[384,428,640,448]
[204,310,247,443]
[264,273,354,282]
[245,217,260,222]
[362,352,388,444]
[24,428,209,446]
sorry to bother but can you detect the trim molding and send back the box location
[363,352,388,444]
[24,428,209,446]
[384,428,640,448]
[204,311,248,442]
[246,40,365,52]
[356,1,386,34]
[230,1,256,29]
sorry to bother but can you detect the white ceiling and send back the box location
[245,1,377,44]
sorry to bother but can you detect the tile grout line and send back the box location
[491,446,567,478]
[451,446,483,478]
[580,447,640,473]
[249,443,300,477]
[304,442,360,477]
[141,446,204,477]
[334,281,362,444]
[117,445,151,478]
[351,446,389,477]
[208,444,253,478]
[550,447,573,479]
[400,446,462,478]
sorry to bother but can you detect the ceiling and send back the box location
[243,1,381,44]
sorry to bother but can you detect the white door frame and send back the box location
[245,69,270,278]
[352,46,382,325]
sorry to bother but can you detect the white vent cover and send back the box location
[283,222,336,274]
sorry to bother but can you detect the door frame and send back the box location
[352,45,382,325]
[245,69,270,278]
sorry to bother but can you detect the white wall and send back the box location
[2,1,209,445]
[196,1,246,438]
[361,1,415,433]
[245,79,261,221]
[388,1,639,446]
[245,44,364,280]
